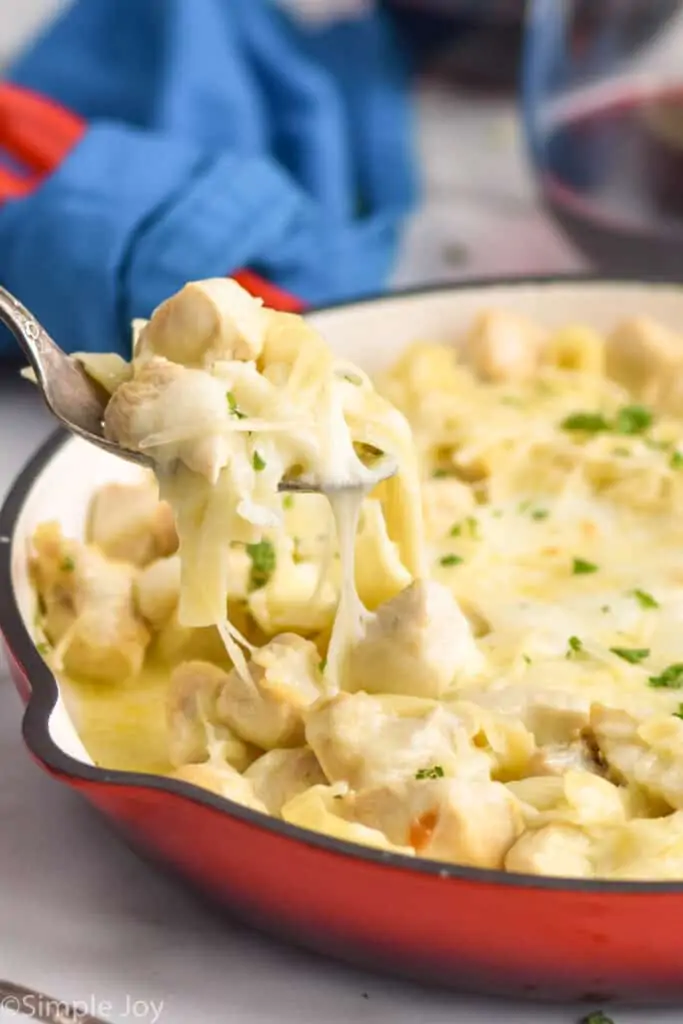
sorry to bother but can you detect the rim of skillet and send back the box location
[5,272,683,896]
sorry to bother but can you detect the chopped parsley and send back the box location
[561,412,610,433]
[631,588,659,610]
[567,635,583,657]
[531,508,549,521]
[226,391,247,419]
[649,663,683,689]
[560,404,653,437]
[319,658,327,673]
[339,371,362,386]
[572,557,598,575]
[440,554,463,567]
[450,516,479,539]
[415,765,445,780]
[671,450,683,470]
[522,654,532,665]
[580,1013,615,1024]
[673,704,683,720]
[282,494,294,510]
[246,539,276,590]
[610,646,650,664]
[252,450,266,472]
[432,468,452,479]
[60,555,75,572]
[36,642,49,656]
[614,403,653,435]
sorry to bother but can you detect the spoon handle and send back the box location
[0,286,65,384]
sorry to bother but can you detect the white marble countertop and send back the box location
[0,7,675,1018]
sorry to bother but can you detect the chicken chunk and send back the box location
[351,777,523,868]
[134,555,181,629]
[526,731,607,778]
[30,522,150,682]
[505,824,593,877]
[244,748,327,815]
[466,310,545,383]
[215,634,323,749]
[306,691,492,790]
[590,704,683,812]
[169,761,266,812]
[605,317,683,408]
[135,278,268,367]
[86,480,178,567]
[166,660,256,771]
[346,580,483,699]
[104,357,232,483]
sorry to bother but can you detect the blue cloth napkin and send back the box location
[0,0,418,356]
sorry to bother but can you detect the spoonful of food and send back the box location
[0,285,396,494]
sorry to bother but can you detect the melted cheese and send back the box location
[31,296,683,881]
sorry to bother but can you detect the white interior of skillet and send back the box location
[10,279,683,764]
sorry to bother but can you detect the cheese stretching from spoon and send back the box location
[101,278,425,687]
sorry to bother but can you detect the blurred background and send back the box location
[4,0,683,294]
[0,0,584,294]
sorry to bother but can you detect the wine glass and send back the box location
[522,0,683,278]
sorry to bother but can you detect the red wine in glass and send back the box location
[538,86,683,277]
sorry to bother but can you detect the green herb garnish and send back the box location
[614,404,653,435]
[440,554,463,567]
[282,494,294,510]
[246,539,276,590]
[60,555,75,572]
[631,589,659,610]
[252,450,266,472]
[450,517,479,539]
[610,647,650,664]
[567,635,583,657]
[561,404,653,437]
[649,663,683,689]
[36,642,49,656]
[415,765,445,780]
[561,412,610,433]
[531,508,549,521]
[572,557,598,575]
[432,468,452,479]
[319,658,327,673]
[671,450,683,470]
[673,704,683,720]
[226,391,246,419]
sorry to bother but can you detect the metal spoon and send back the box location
[0,286,396,493]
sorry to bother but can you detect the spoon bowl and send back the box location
[0,286,396,494]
